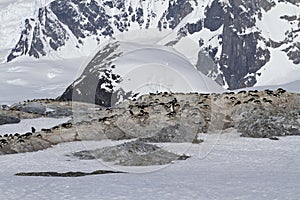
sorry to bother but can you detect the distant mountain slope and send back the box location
[2,0,300,89]
[58,41,224,106]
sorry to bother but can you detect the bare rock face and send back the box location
[14,102,47,115]
[0,115,20,125]
[71,140,188,166]
[230,89,300,138]
[137,124,196,143]
[236,106,300,138]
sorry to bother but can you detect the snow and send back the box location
[237,79,300,94]
[0,36,224,106]
[0,1,299,198]
[0,129,300,199]
[111,42,224,95]
[115,28,173,44]
[0,0,51,53]
[0,117,70,135]
[0,57,87,105]
[253,1,300,92]
[257,1,299,42]
[255,49,300,87]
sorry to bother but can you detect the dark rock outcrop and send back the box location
[15,170,124,177]
[236,107,300,138]
[0,115,20,125]
[71,140,189,166]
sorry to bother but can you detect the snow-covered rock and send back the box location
[58,41,224,106]
[2,0,300,90]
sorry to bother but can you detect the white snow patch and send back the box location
[0,57,87,105]
[257,2,300,41]
[111,42,224,95]
[0,130,299,199]
[6,79,28,86]
[0,117,70,135]
[256,49,300,86]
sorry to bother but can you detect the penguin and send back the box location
[202,104,210,109]
[234,101,242,106]
[8,134,13,140]
[31,127,36,133]
[167,111,176,117]
[269,137,279,141]
[174,103,180,111]
[224,92,235,95]
[24,132,32,138]
[277,88,286,93]
[198,101,205,105]
[99,117,109,122]
[62,123,72,128]
[248,98,255,102]
[0,139,8,145]
[254,100,261,104]
[129,110,134,115]
[137,110,148,117]
[265,90,273,95]
[52,125,60,130]
[249,90,258,94]
[17,139,25,143]
[41,128,52,133]
[238,90,246,94]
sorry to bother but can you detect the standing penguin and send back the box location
[31,127,36,133]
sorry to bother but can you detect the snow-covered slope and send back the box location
[0,0,52,61]
[0,56,87,105]
[0,117,70,135]
[59,41,224,106]
[2,0,299,90]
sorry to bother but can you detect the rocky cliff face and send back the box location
[6,0,300,89]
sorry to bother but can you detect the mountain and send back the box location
[2,0,300,90]
[58,41,224,107]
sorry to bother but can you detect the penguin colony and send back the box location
[0,88,297,154]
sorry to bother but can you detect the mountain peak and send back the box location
[3,0,300,89]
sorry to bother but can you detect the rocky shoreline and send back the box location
[0,89,299,165]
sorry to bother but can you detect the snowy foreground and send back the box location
[0,129,300,200]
